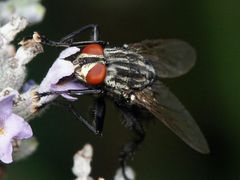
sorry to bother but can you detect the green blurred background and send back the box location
[5,0,240,179]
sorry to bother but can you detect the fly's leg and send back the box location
[60,24,100,42]
[120,124,145,180]
[68,97,105,135]
[50,96,106,135]
[70,40,107,47]
[37,89,103,98]
[118,108,146,180]
[38,34,106,48]
[91,96,106,135]
[67,103,97,134]
[37,89,105,135]
[36,24,107,48]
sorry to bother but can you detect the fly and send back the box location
[34,24,209,179]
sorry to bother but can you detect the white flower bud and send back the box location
[72,144,93,180]
[114,166,136,180]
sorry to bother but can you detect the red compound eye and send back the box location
[82,44,104,55]
[86,63,106,85]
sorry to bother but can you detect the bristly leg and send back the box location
[41,99,100,135]
[67,96,105,135]
[38,34,106,48]
[34,24,107,48]
[60,24,100,42]
[67,96,106,135]
[118,107,146,180]
[68,103,100,135]
[37,89,105,135]
[89,96,106,135]
[37,88,102,98]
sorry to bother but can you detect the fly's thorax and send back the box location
[74,54,107,85]
[103,47,156,92]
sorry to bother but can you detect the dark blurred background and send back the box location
[5,0,240,179]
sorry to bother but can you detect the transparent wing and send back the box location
[129,39,196,78]
[133,80,209,154]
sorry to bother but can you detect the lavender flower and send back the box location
[38,47,87,105]
[0,91,32,164]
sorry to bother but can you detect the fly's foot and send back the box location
[118,158,133,180]
[118,142,137,180]
[119,142,136,162]
[95,130,103,136]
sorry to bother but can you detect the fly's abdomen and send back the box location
[103,48,155,95]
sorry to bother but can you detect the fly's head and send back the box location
[74,44,107,86]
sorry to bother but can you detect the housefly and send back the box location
[34,24,209,179]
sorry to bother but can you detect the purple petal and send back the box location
[39,47,80,93]
[14,118,33,139]
[0,92,32,164]
[59,47,80,59]
[51,80,88,101]
[39,60,75,92]
[0,92,17,121]
[0,137,11,157]
[0,143,13,164]
[4,114,33,139]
